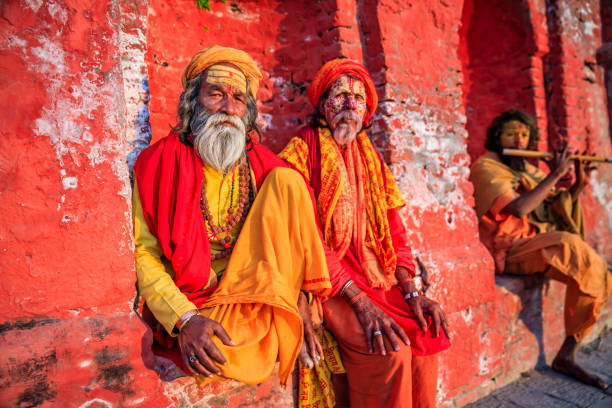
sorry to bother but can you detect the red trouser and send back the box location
[324,295,439,408]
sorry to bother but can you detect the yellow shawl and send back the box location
[281,127,406,289]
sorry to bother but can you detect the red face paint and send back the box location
[323,75,367,122]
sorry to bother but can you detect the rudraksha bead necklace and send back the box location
[200,159,252,260]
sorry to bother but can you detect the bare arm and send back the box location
[502,147,572,218]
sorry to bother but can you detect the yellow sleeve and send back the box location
[133,180,198,336]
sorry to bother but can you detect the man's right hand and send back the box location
[351,294,410,356]
[178,314,235,377]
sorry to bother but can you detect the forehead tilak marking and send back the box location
[206,65,247,95]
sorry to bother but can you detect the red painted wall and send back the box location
[0,0,168,406]
[1,0,610,406]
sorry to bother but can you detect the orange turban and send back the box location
[308,59,378,125]
[181,45,263,99]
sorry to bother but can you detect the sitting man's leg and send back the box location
[411,354,439,408]
[197,168,332,385]
[505,231,611,389]
[323,295,413,408]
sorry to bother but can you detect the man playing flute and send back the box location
[470,108,611,390]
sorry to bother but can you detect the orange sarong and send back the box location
[196,168,332,385]
[505,231,611,341]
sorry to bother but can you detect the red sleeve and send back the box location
[388,208,417,277]
[322,238,351,296]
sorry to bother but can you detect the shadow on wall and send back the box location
[459,0,538,163]
[458,0,551,365]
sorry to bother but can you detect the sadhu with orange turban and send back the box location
[280,59,451,408]
[133,45,336,390]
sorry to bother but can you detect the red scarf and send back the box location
[134,131,287,307]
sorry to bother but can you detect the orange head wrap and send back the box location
[181,45,263,99]
[308,59,378,125]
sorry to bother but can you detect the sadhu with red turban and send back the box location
[133,45,336,390]
[280,59,451,408]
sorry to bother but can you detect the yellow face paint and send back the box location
[500,120,530,149]
[205,64,247,96]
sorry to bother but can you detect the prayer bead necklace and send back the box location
[200,159,253,260]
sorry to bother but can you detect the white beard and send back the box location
[330,111,362,146]
[192,111,246,174]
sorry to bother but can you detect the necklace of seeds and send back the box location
[200,159,252,260]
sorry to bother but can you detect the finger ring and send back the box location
[189,355,198,363]
[374,330,382,336]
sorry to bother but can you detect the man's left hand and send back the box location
[407,295,451,341]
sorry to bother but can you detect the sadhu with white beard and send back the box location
[132,45,338,386]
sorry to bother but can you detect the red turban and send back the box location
[308,59,378,125]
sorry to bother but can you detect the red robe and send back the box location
[285,126,450,356]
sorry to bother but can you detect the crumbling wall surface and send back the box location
[363,1,507,405]
[0,0,169,406]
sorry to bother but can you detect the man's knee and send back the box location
[267,167,303,184]
[264,167,310,197]
[557,231,596,257]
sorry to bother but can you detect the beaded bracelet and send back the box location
[349,292,366,305]
[340,280,354,297]
[177,309,199,331]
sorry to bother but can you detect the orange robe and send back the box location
[281,125,450,408]
[134,132,333,385]
[470,152,611,342]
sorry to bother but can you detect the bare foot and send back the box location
[552,336,608,390]
[552,356,608,390]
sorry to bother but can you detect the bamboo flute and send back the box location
[502,149,612,163]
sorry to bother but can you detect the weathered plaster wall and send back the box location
[0,0,169,406]
[1,0,610,407]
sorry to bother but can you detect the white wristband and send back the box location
[404,291,419,300]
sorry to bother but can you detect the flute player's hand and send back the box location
[570,150,597,199]
[545,144,572,178]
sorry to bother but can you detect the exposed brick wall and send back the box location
[0,0,610,407]
[546,0,612,258]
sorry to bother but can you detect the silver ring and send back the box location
[374,330,382,336]
[189,355,198,363]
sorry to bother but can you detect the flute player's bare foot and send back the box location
[552,336,608,390]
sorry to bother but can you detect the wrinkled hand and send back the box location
[545,144,572,178]
[298,292,323,368]
[407,295,451,341]
[352,295,410,355]
[179,314,234,377]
